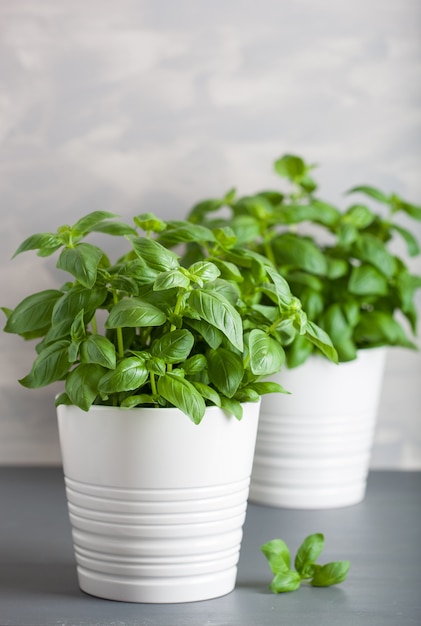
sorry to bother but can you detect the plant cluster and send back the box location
[2,211,335,423]
[261,533,350,593]
[188,155,421,365]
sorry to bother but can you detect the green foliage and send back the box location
[261,533,350,593]
[188,154,421,365]
[3,210,322,423]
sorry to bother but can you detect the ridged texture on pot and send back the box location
[66,478,248,603]
[249,349,386,509]
[57,402,260,603]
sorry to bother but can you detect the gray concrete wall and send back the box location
[0,0,420,467]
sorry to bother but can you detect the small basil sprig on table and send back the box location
[261,533,350,593]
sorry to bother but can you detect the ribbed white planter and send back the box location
[57,402,260,603]
[249,349,386,509]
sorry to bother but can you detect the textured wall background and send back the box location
[0,0,420,466]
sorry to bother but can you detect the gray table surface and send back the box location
[0,468,420,626]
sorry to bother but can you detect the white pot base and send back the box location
[250,349,386,509]
[78,567,237,604]
[249,482,366,509]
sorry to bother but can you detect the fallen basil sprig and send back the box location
[261,533,350,593]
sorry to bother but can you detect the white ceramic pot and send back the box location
[249,348,387,509]
[57,401,260,603]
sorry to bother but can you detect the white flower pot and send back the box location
[57,401,260,603]
[249,349,386,509]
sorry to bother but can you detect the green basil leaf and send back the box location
[118,259,159,285]
[204,278,240,307]
[261,539,291,574]
[248,329,285,375]
[105,298,166,328]
[185,317,224,349]
[42,316,80,346]
[19,340,71,388]
[192,381,221,407]
[342,300,361,328]
[220,396,243,420]
[276,201,339,227]
[121,393,156,408]
[151,329,194,363]
[396,271,421,331]
[391,195,421,220]
[342,204,375,229]
[300,288,325,320]
[145,356,166,376]
[157,372,206,424]
[65,363,107,410]
[347,185,390,204]
[207,348,244,398]
[72,211,119,234]
[286,334,315,368]
[270,570,302,593]
[251,303,279,324]
[134,213,167,233]
[311,561,350,587]
[211,259,244,283]
[70,310,86,344]
[55,392,72,407]
[80,335,117,369]
[233,388,260,403]
[304,321,338,363]
[390,224,420,257]
[57,243,104,288]
[286,271,324,291]
[3,290,62,335]
[256,190,284,206]
[12,233,62,258]
[348,264,388,296]
[326,257,348,279]
[274,154,307,181]
[91,221,137,236]
[109,275,139,295]
[248,381,290,395]
[264,266,293,308]
[52,285,108,326]
[182,354,207,375]
[98,357,149,393]
[188,197,226,223]
[337,223,359,247]
[354,311,416,348]
[158,222,216,246]
[130,236,180,272]
[188,261,221,283]
[235,195,274,221]
[353,234,397,277]
[229,215,261,245]
[188,289,243,351]
[320,304,357,362]
[153,269,190,291]
[212,226,238,248]
[309,200,340,226]
[68,341,80,363]
[273,233,328,276]
[295,533,325,577]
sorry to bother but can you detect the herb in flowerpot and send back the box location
[188,155,421,508]
[2,210,334,602]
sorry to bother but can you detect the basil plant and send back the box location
[3,211,335,424]
[188,155,421,367]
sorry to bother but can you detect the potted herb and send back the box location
[2,210,334,601]
[188,155,421,508]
